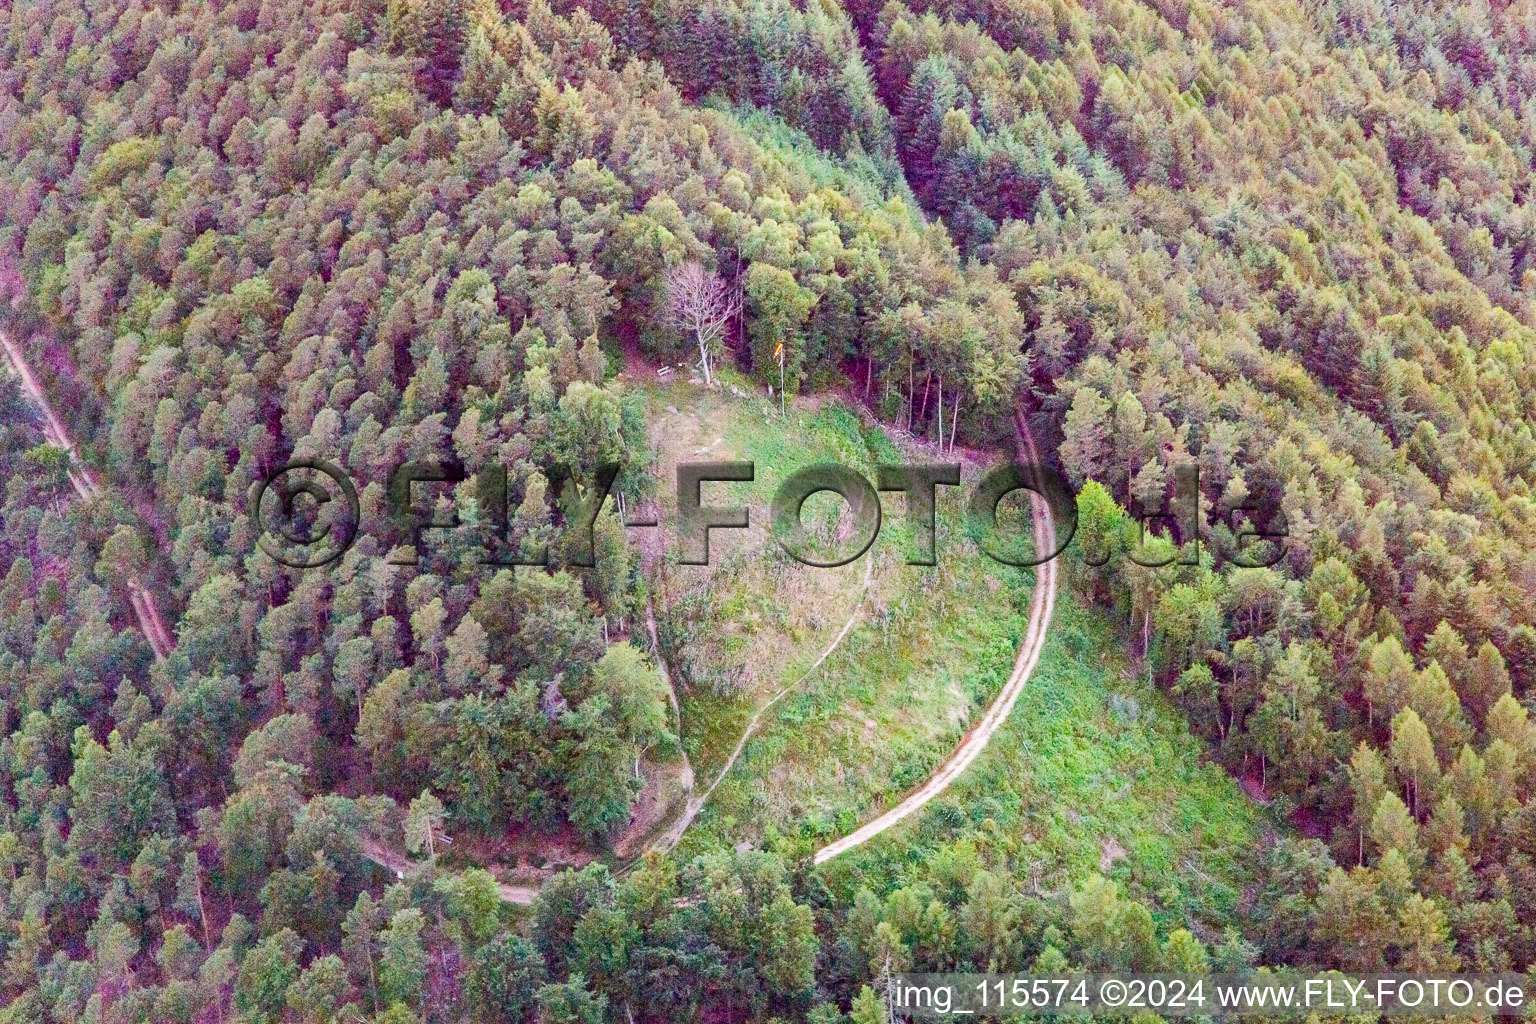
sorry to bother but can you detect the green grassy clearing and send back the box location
[811,595,1275,926]
[628,366,1274,926]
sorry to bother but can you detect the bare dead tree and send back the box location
[662,261,737,386]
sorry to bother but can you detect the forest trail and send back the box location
[604,594,695,861]
[358,838,539,905]
[645,552,876,857]
[2,332,175,659]
[811,411,1057,865]
[6,328,541,903]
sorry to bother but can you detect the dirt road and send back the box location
[812,411,1057,865]
[2,332,174,659]
[358,838,539,905]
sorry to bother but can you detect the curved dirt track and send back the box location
[3,333,174,659]
[812,411,1057,865]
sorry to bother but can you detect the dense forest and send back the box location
[1,0,1535,1019]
